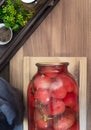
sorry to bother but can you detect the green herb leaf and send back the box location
[0,0,36,31]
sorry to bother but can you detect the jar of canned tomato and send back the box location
[28,62,79,130]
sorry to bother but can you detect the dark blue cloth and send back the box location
[0,77,24,130]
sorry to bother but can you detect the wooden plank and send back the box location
[9,0,91,128]
[22,57,87,130]
[23,57,30,130]
[79,58,87,130]
[10,48,23,91]
[9,0,91,129]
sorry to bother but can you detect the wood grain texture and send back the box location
[10,0,91,129]
[22,57,87,130]
[10,48,23,91]
[79,58,87,130]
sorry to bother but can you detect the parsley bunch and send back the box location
[0,0,35,31]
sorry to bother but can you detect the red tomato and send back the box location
[36,120,48,129]
[34,75,51,89]
[34,110,41,120]
[49,74,78,95]
[51,86,67,99]
[63,92,77,108]
[50,77,63,91]
[34,110,49,129]
[70,121,79,130]
[34,108,48,128]
[48,99,65,116]
[73,104,79,114]
[58,75,78,95]
[34,88,50,105]
[61,75,75,92]
[54,112,75,130]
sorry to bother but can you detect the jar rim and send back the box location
[36,62,69,67]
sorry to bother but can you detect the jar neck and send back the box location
[36,63,69,74]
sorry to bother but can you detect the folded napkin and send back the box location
[0,77,24,130]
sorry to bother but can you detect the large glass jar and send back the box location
[28,62,79,130]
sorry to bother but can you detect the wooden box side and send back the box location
[23,57,87,130]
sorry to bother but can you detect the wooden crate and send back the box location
[23,57,87,130]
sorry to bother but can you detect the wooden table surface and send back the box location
[1,0,91,129]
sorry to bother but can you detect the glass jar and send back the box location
[28,62,79,130]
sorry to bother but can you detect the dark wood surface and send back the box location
[1,0,91,129]
[0,0,60,71]
[0,63,9,81]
